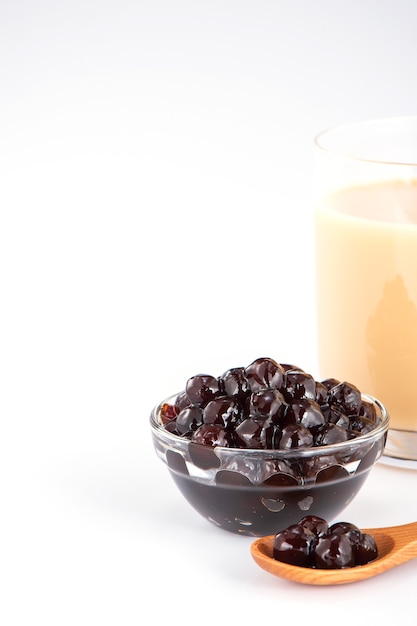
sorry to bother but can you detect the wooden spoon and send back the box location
[251,520,417,585]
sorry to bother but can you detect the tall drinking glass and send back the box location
[314,117,417,464]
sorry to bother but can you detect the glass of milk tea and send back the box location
[314,117,417,464]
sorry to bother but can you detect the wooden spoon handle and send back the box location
[378,521,417,555]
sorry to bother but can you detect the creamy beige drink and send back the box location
[315,179,417,432]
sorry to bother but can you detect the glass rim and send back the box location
[150,392,390,458]
[314,116,417,167]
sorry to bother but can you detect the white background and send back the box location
[1,1,417,624]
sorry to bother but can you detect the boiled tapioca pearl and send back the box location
[188,439,222,470]
[215,470,252,487]
[359,399,377,422]
[286,399,326,430]
[202,396,242,429]
[321,377,341,390]
[174,390,192,411]
[163,420,180,435]
[314,423,349,446]
[160,402,179,424]
[314,533,355,569]
[185,374,221,405]
[353,532,378,565]
[349,416,375,435]
[249,388,286,422]
[329,521,362,540]
[283,370,317,402]
[273,524,317,567]
[315,381,329,405]
[219,367,250,403]
[262,472,299,487]
[322,404,350,429]
[329,521,378,565]
[278,423,314,449]
[329,381,362,415]
[244,357,285,392]
[315,464,350,483]
[234,418,266,449]
[166,450,189,475]
[191,423,232,447]
[298,515,329,537]
[175,406,204,435]
[266,459,300,482]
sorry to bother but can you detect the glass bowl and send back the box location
[150,393,389,536]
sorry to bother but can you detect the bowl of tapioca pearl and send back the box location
[150,357,389,536]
